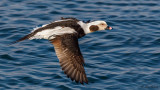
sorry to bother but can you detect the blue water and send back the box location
[0,0,160,90]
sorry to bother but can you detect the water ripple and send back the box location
[0,0,160,89]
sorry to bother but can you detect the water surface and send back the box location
[0,0,160,90]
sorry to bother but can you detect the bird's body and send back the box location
[13,17,112,84]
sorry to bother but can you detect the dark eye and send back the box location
[101,23,105,25]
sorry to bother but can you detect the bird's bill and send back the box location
[105,26,112,30]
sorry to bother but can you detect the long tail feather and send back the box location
[9,34,31,45]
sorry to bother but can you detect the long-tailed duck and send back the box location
[12,17,112,84]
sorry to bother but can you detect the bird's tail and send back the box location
[9,34,31,45]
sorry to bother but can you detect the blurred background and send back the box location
[0,0,160,90]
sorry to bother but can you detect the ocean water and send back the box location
[0,0,160,90]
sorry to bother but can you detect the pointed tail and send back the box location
[9,34,31,45]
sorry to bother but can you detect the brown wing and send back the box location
[50,34,88,84]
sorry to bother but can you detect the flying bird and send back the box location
[12,17,112,84]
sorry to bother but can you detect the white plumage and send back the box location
[29,26,76,40]
[12,18,112,84]
[29,20,109,40]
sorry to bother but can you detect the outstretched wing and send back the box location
[50,34,88,84]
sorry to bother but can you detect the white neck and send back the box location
[77,21,91,34]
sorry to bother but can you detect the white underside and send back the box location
[29,26,76,40]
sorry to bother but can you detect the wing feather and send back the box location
[50,34,88,84]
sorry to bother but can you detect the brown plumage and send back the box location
[89,25,99,32]
[11,18,85,45]
[12,17,112,84]
[50,34,88,84]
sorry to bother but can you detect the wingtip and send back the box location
[75,80,79,83]
[81,80,88,85]
[65,71,88,85]
[80,82,84,85]
[85,81,88,84]
[74,79,88,85]
[71,78,74,81]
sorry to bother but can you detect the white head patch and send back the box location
[78,20,108,34]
